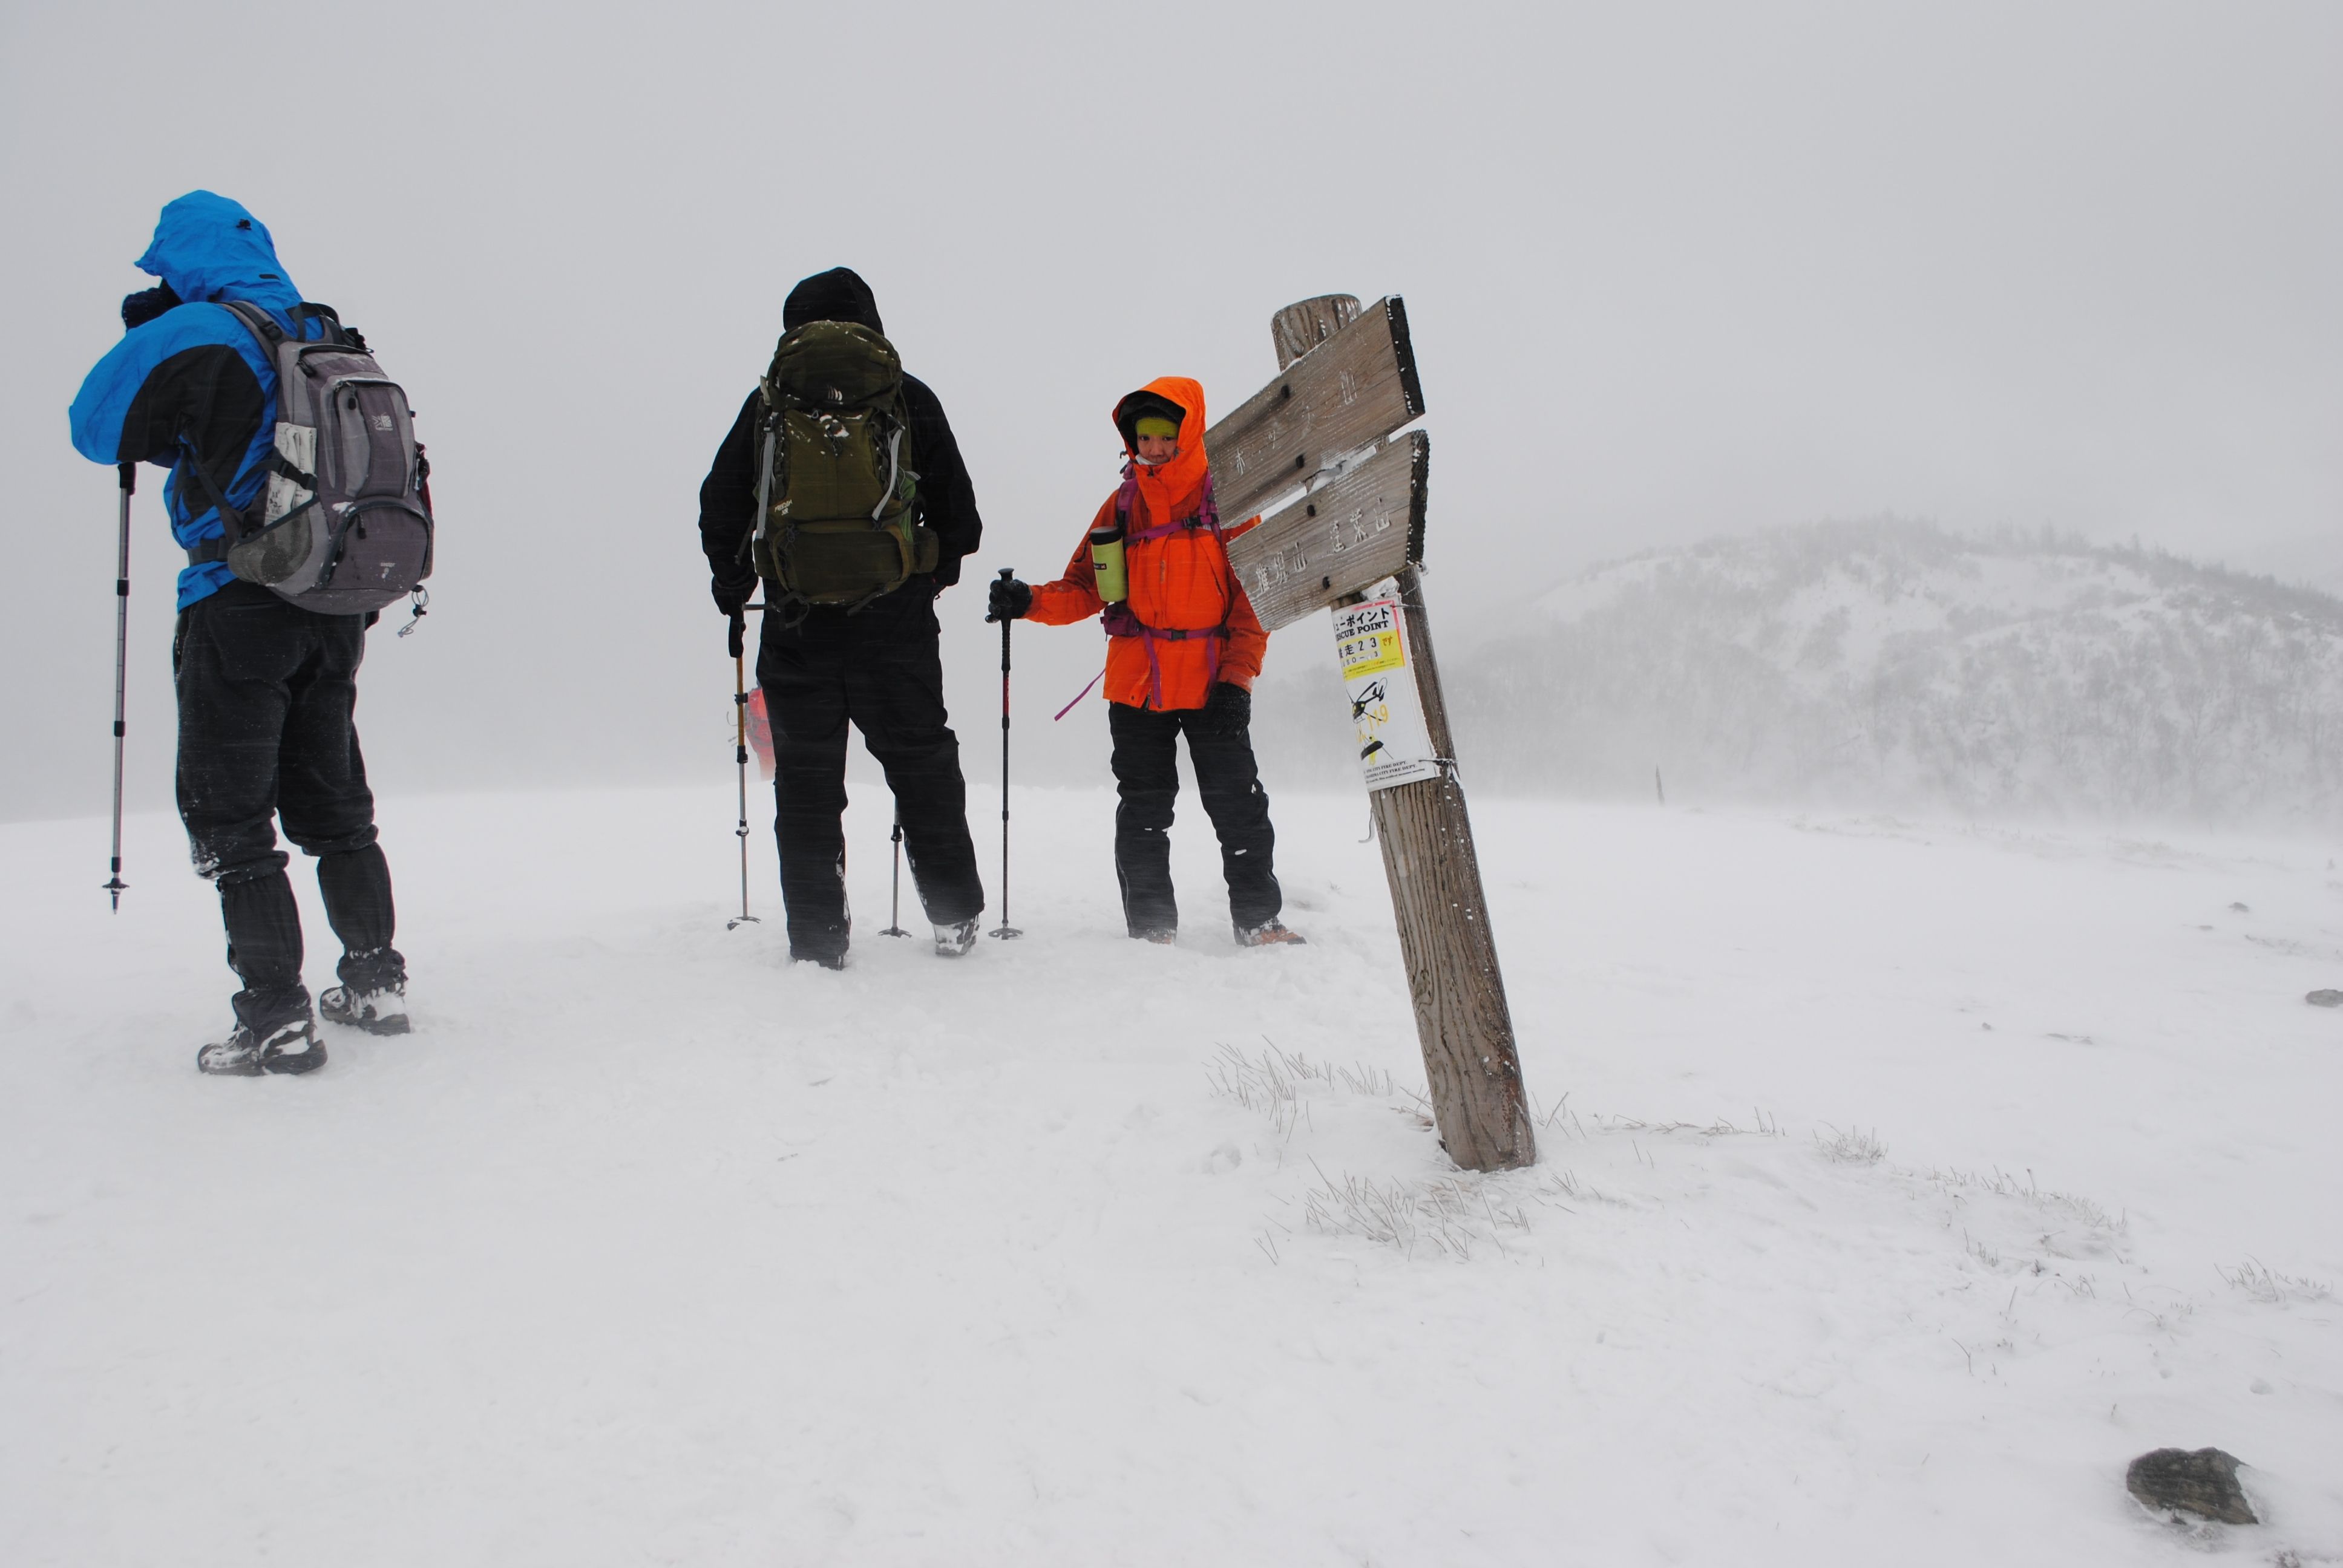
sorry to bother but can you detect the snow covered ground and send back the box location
[4,784,2339,1565]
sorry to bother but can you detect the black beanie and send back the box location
[1112,389,1188,450]
[121,280,182,331]
[782,267,883,335]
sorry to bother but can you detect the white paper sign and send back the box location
[1332,592,1440,790]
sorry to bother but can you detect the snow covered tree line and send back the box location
[1254,519,2343,829]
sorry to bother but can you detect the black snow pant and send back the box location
[174,581,402,1031]
[756,603,983,962]
[1107,699,1282,938]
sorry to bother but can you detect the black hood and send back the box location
[783,267,883,335]
[1112,388,1189,452]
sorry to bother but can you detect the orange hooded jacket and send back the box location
[1026,376,1268,712]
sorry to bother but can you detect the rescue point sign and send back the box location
[1333,589,1440,790]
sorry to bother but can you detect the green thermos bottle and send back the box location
[1090,518,1129,604]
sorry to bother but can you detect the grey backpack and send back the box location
[190,300,434,616]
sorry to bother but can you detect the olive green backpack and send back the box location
[748,321,939,616]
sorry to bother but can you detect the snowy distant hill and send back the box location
[1408,519,2343,826]
[2223,532,2343,603]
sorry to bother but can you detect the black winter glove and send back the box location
[1197,681,1252,736]
[714,570,755,659]
[120,281,182,331]
[711,572,755,618]
[986,576,1033,623]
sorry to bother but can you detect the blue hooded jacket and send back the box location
[68,192,326,608]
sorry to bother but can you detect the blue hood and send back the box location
[134,191,301,310]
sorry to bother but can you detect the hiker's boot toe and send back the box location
[197,1016,326,1077]
[319,982,408,1036]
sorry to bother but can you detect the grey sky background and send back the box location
[2,0,2336,825]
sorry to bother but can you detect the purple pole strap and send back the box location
[1054,667,1106,720]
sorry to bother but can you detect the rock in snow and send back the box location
[2126,1448,2258,1526]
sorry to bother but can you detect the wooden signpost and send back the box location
[1210,295,1536,1173]
[1205,296,1423,524]
[1227,433,1426,633]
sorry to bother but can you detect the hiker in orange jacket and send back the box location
[988,377,1303,947]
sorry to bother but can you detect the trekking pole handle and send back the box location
[114,466,135,589]
[995,567,1014,676]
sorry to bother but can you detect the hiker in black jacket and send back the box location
[699,267,986,967]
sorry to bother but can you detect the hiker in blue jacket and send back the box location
[70,191,410,1076]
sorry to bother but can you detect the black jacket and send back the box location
[699,374,981,636]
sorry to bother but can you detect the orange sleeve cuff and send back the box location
[1027,578,1101,626]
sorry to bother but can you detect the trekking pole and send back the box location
[103,463,134,910]
[879,808,910,937]
[989,566,1023,940]
[726,609,760,930]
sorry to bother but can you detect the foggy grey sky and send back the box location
[2,0,2337,822]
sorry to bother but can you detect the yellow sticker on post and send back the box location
[1335,624,1404,678]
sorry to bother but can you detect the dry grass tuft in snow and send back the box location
[1816,1122,1889,1164]
[2218,1257,2334,1305]
[1583,1108,1783,1139]
[1211,1042,1590,1262]
[1297,1158,1552,1263]
[1917,1164,2123,1241]
[1205,1039,1403,1142]
[1285,1157,1596,1264]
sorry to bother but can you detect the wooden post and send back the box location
[1270,294,1362,370]
[1271,299,1536,1173]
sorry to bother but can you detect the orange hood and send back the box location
[1113,376,1211,518]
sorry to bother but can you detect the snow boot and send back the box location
[197,1015,326,1077]
[934,918,978,958]
[1133,928,1177,946]
[320,981,409,1036]
[1236,920,1306,948]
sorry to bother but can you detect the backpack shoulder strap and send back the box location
[220,298,350,347]
[287,302,344,344]
[181,444,250,550]
[216,298,286,351]
[183,302,320,555]
[1113,459,1139,530]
